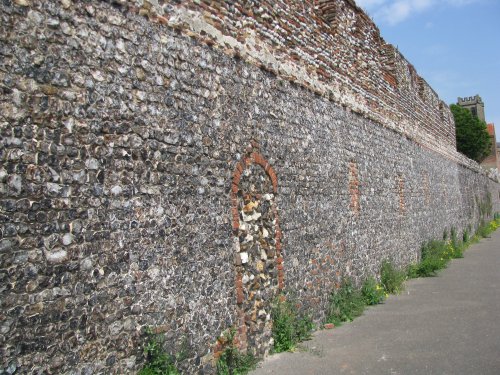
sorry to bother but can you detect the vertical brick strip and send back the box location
[398,174,405,213]
[273,205,284,290]
[348,160,360,215]
[423,173,430,206]
[231,161,245,350]
[442,176,447,203]
[231,161,244,232]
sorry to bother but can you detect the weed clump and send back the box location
[476,218,499,239]
[418,240,450,276]
[361,277,386,305]
[326,278,366,326]
[380,260,406,294]
[216,329,257,375]
[408,218,500,279]
[408,237,466,278]
[139,328,180,375]
[271,297,314,353]
[462,228,469,243]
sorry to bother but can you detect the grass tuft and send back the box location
[361,277,386,305]
[139,328,180,375]
[216,329,258,375]
[326,278,366,326]
[380,260,406,294]
[271,297,314,353]
[408,217,500,279]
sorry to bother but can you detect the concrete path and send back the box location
[251,229,500,375]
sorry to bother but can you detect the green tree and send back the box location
[450,104,492,162]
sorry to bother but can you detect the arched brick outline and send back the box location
[230,143,284,355]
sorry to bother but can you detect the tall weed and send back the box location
[271,297,314,353]
[326,278,365,326]
[380,260,406,294]
[361,277,386,305]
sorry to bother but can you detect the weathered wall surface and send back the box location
[154,0,458,159]
[1,1,499,374]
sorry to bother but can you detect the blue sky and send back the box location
[356,0,500,135]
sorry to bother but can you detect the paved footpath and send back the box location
[251,229,500,375]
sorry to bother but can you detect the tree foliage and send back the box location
[450,104,492,162]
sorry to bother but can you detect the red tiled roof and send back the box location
[487,123,495,136]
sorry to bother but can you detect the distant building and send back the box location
[457,95,498,170]
[481,124,500,170]
[457,95,485,122]
[497,143,500,170]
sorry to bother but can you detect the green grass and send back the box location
[361,276,386,305]
[271,297,314,352]
[462,228,469,244]
[415,240,450,277]
[476,218,499,238]
[139,328,180,375]
[408,239,463,278]
[326,278,366,326]
[380,260,406,294]
[216,329,258,375]
[326,275,386,327]
[408,218,500,279]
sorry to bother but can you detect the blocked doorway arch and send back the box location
[230,142,284,355]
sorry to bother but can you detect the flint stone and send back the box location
[45,249,68,264]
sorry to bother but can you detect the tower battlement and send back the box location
[458,95,483,105]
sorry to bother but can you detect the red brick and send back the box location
[235,274,242,288]
[273,213,280,224]
[275,241,281,252]
[231,196,238,207]
[156,15,169,24]
[232,173,241,186]
[232,220,239,232]
[236,289,244,304]
[275,229,282,240]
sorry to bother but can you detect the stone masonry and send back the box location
[1,1,500,374]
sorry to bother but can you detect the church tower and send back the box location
[457,95,485,122]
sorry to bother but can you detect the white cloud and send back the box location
[356,0,482,25]
[356,0,388,7]
[374,0,433,25]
